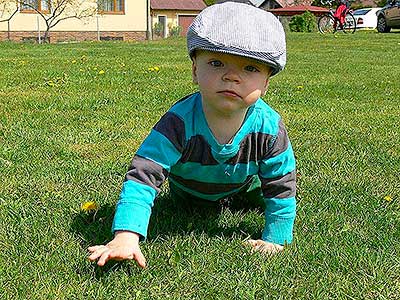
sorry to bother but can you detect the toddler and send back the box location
[89,2,296,268]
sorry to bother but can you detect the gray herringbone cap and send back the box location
[187,2,286,76]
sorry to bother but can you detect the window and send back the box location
[98,0,125,14]
[353,9,370,16]
[20,0,50,13]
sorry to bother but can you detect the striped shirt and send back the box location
[113,92,296,245]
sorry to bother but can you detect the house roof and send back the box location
[217,0,267,7]
[150,0,207,11]
[217,0,315,9]
[272,0,313,8]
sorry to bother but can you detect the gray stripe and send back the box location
[261,170,296,199]
[153,112,185,153]
[179,135,219,165]
[125,155,169,193]
[225,132,273,164]
[169,173,253,195]
[265,119,289,159]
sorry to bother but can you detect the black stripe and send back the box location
[265,119,289,159]
[260,170,296,199]
[179,135,219,165]
[125,155,169,193]
[169,173,253,195]
[225,132,273,164]
[153,112,185,153]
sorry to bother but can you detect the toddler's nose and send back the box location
[222,67,241,83]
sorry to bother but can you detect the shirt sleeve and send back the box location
[259,119,296,245]
[112,112,185,239]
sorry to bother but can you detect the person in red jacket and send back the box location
[334,0,350,28]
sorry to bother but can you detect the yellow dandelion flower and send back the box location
[72,60,77,64]
[384,195,393,202]
[98,70,105,75]
[46,80,55,87]
[81,201,98,212]
[154,66,160,72]
[148,67,155,71]
[296,85,304,89]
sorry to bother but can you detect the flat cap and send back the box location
[187,2,286,76]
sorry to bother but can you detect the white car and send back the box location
[353,7,382,29]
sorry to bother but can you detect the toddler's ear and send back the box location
[192,61,198,84]
[262,78,270,95]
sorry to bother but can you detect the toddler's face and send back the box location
[192,50,271,116]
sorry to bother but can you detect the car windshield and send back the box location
[353,9,371,15]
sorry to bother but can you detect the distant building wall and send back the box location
[0,0,147,42]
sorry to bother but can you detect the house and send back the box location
[150,0,206,38]
[0,0,148,43]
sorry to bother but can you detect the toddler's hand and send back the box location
[245,239,283,255]
[88,231,146,268]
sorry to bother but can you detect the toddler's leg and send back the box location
[168,181,219,213]
[231,176,265,211]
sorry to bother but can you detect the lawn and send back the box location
[0,31,399,299]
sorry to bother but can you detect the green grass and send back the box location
[0,31,399,299]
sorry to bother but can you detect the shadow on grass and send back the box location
[70,191,263,277]
[148,192,263,240]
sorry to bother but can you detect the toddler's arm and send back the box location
[260,119,296,245]
[88,231,146,268]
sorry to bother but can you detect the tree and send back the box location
[203,0,216,6]
[0,0,97,43]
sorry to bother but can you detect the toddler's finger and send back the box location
[258,243,283,255]
[134,249,147,269]
[245,239,264,250]
[97,249,112,266]
[88,246,109,261]
[88,245,105,253]
[245,239,259,247]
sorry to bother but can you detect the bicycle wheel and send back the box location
[342,12,356,34]
[318,14,336,34]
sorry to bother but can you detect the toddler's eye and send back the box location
[209,60,223,67]
[244,65,259,72]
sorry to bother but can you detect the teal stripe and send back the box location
[137,130,182,171]
[112,180,158,239]
[264,197,296,217]
[262,215,295,245]
[262,197,296,245]
[119,180,157,205]
[260,143,296,179]
[171,161,259,184]
[250,100,281,135]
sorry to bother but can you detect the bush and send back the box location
[153,22,164,37]
[168,25,182,37]
[289,11,317,32]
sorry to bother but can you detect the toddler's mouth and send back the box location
[218,90,241,98]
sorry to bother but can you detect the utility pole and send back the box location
[146,0,152,40]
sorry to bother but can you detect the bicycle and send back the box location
[318,0,356,34]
